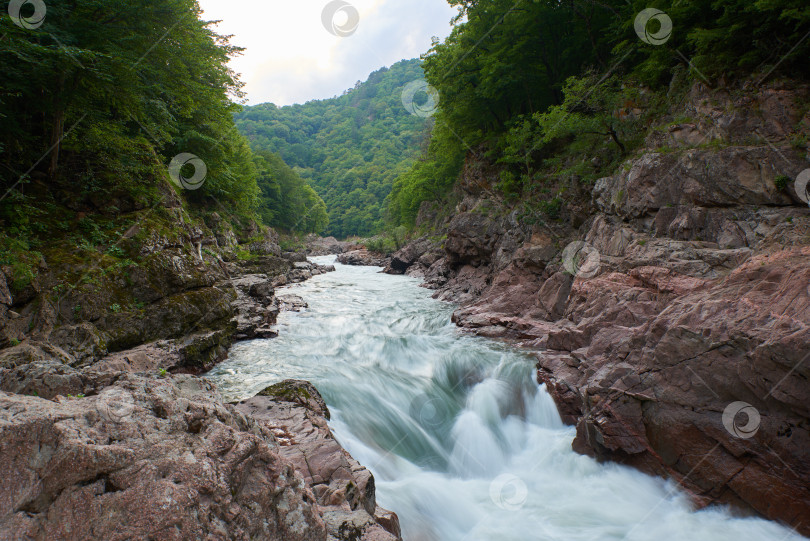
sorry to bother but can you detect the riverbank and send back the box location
[0,213,401,539]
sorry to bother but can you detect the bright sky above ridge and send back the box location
[197,0,458,106]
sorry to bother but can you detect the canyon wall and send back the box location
[385,82,810,534]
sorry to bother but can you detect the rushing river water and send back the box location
[207,256,803,541]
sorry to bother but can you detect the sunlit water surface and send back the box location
[207,256,803,541]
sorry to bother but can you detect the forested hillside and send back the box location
[235,59,430,238]
[0,0,326,263]
[388,0,810,228]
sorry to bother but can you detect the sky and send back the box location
[196,0,459,106]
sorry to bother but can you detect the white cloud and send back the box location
[197,0,458,105]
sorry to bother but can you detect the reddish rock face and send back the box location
[238,387,400,541]
[0,376,401,541]
[542,248,810,531]
[0,375,329,540]
[392,82,810,535]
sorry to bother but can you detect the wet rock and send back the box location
[278,295,308,312]
[231,281,280,342]
[383,237,442,276]
[257,379,331,420]
[538,248,810,532]
[283,251,309,263]
[237,381,400,540]
[337,250,388,267]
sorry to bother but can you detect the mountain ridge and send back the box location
[235,58,431,238]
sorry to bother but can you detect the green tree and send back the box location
[0,0,259,220]
[254,151,328,233]
[235,59,430,237]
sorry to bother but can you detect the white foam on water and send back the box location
[208,257,805,541]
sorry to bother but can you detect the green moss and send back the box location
[278,235,306,252]
[235,249,256,261]
[258,385,312,400]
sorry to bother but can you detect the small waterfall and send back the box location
[208,256,805,541]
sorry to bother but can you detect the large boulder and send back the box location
[383,237,442,276]
[238,380,401,541]
[0,375,402,541]
[306,236,348,256]
[0,375,329,540]
[336,250,388,267]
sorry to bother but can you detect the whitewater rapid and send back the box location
[207,256,804,541]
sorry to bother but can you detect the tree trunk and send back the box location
[48,108,65,181]
[606,124,626,154]
[48,73,66,181]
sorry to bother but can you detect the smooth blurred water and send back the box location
[207,256,804,541]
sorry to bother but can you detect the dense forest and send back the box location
[387,0,810,228]
[235,59,430,238]
[0,0,327,276]
[3,0,807,254]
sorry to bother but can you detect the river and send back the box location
[206,256,803,541]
